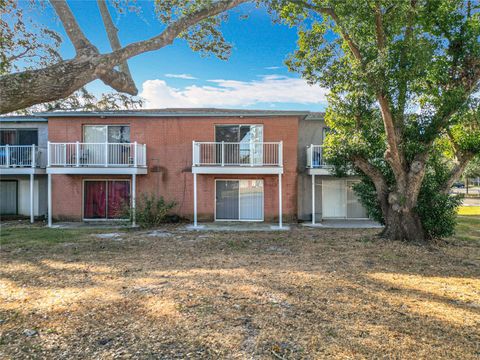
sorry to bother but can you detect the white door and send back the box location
[322,180,347,218]
[0,181,17,215]
[216,180,264,221]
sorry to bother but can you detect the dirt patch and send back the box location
[0,219,479,359]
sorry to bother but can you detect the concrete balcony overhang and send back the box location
[46,166,147,175]
[307,167,332,176]
[192,166,283,175]
[0,167,46,175]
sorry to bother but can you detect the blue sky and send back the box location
[30,1,328,110]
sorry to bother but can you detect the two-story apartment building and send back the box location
[0,116,48,221]
[41,109,305,227]
[0,109,368,227]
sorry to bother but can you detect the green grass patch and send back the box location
[454,216,480,242]
[0,227,120,248]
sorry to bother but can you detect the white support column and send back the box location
[193,173,198,227]
[47,174,52,227]
[132,174,136,227]
[30,173,34,223]
[312,174,316,225]
[278,173,283,228]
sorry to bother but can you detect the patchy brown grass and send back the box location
[0,218,479,359]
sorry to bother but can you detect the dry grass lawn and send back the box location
[0,217,479,359]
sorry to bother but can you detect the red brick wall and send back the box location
[48,116,299,221]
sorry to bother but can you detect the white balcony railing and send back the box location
[0,145,46,168]
[193,141,283,167]
[306,145,328,168]
[48,142,147,168]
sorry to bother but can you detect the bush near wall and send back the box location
[123,194,177,228]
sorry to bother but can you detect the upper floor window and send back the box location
[322,127,331,143]
[83,125,130,143]
[215,125,263,143]
[0,129,38,146]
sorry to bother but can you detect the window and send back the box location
[83,125,130,143]
[215,125,263,143]
[84,180,130,219]
[322,127,331,143]
[0,129,38,145]
[214,125,264,165]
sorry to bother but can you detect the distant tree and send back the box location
[0,0,247,114]
[269,0,480,241]
[464,157,480,179]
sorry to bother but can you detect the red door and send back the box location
[84,180,130,219]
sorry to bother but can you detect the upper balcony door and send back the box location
[0,129,38,146]
[0,129,39,168]
[215,125,264,166]
[83,125,131,166]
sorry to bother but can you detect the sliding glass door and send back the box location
[84,180,130,219]
[322,180,369,219]
[215,125,264,165]
[215,180,264,221]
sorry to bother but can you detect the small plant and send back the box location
[123,194,177,228]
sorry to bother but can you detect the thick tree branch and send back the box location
[374,2,385,51]
[352,155,390,214]
[96,0,137,94]
[50,0,97,55]
[397,0,416,119]
[377,94,407,187]
[0,0,247,114]
[442,152,474,194]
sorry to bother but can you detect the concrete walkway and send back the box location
[186,222,290,232]
[303,220,383,229]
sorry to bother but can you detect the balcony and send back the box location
[0,145,46,174]
[192,141,283,174]
[306,145,331,175]
[47,142,147,175]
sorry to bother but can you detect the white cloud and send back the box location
[265,66,281,70]
[164,73,197,80]
[140,75,328,108]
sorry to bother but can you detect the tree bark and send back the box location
[382,204,425,242]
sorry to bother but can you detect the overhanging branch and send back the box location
[97,0,137,94]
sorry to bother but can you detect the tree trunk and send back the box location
[381,206,425,242]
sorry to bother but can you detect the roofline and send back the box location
[35,110,311,118]
[0,117,47,123]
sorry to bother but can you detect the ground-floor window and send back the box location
[83,180,130,219]
[0,180,18,215]
[322,179,368,219]
[215,179,264,221]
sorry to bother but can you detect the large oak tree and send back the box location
[269,0,480,241]
[0,0,248,114]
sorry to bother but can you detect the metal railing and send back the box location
[48,142,147,167]
[306,144,328,168]
[0,145,46,168]
[192,141,283,167]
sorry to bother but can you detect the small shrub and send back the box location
[123,194,177,228]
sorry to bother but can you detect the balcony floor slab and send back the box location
[0,168,46,175]
[47,167,147,175]
[192,166,283,175]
